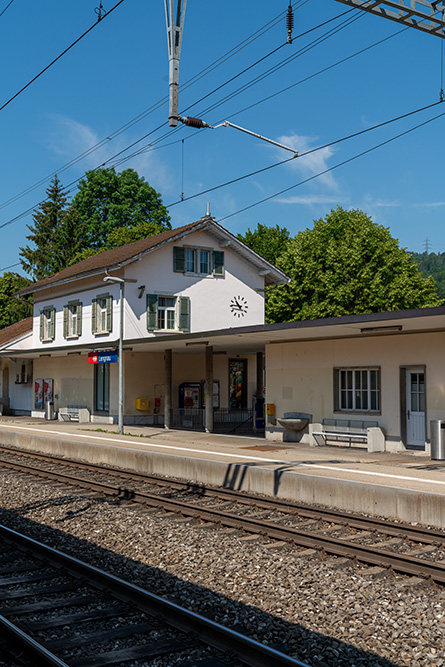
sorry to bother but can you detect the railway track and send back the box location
[0,523,308,667]
[0,444,445,585]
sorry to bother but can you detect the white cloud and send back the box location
[276,133,338,189]
[44,114,172,195]
[277,194,349,206]
[412,201,445,208]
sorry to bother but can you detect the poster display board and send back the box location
[44,379,54,404]
[34,379,44,409]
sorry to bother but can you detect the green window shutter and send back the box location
[106,295,113,333]
[77,302,83,336]
[333,368,339,412]
[49,309,55,340]
[63,306,69,338]
[173,246,185,272]
[39,312,44,341]
[91,299,97,334]
[179,296,190,332]
[212,250,225,276]
[146,294,158,330]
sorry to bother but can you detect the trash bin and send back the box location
[45,400,55,421]
[430,420,445,460]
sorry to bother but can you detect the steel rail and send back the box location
[0,524,309,667]
[0,446,444,544]
[1,456,445,584]
[0,614,69,666]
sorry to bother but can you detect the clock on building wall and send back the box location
[230,295,248,317]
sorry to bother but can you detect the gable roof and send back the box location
[17,216,289,296]
[0,317,33,349]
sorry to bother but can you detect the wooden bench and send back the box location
[310,418,382,450]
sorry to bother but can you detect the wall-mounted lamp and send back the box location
[138,285,146,299]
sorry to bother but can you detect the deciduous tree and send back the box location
[71,168,171,248]
[0,273,32,328]
[238,223,291,266]
[267,207,441,323]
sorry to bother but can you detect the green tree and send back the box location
[237,223,291,266]
[0,273,32,328]
[19,176,86,280]
[68,220,166,265]
[71,168,171,249]
[412,251,445,301]
[267,207,441,324]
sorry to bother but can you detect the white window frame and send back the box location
[336,367,380,414]
[97,296,108,334]
[184,246,212,276]
[157,295,177,330]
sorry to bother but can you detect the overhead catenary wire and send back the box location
[0,5,357,224]
[101,9,366,170]
[0,0,125,114]
[0,0,14,19]
[0,0,328,212]
[164,99,443,209]
[216,106,445,225]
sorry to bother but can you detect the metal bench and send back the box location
[311,418,379,448]
[58,406,90,423]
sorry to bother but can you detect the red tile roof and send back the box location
[17,218,207,296]
[0,317,33,348]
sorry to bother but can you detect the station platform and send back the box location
[0,416,444,530]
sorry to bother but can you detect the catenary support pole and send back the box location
[164,349,172,429]
[205,346,214,433]
[118,280,124,435]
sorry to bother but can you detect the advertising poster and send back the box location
[44,378,54,404]
[34,379,44,409]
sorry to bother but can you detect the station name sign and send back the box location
[88,351,118,364]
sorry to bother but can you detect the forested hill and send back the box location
[412,252,445,302]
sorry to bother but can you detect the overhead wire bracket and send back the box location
[333,1,445,38]
[178,116,298,156]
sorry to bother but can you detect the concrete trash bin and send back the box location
[430,420,445,460]
[45,400,55,421]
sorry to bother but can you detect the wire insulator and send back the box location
[286,3,294,44]
[182,116,208,128]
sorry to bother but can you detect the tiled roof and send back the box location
[17,219,206,296]
[0,317,33,348]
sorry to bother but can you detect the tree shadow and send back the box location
[0,501,402,667]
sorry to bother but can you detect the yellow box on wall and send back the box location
[266,403,275,416]
[136,397,149,411]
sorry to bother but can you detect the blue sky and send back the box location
[1,0,445,276]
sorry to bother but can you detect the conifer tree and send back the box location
[19,176,85,280]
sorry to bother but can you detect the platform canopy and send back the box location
[334,0,445,38]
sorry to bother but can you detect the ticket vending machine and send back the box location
[179,382,201,408]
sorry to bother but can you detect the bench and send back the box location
[310,418,385,452]
[58,406,90,423]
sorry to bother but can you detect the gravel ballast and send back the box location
[0,469,444,667]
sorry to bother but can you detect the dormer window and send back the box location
[174,246,224,277]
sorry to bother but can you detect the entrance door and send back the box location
[406,369,425,448]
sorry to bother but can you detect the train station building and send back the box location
[1,216,445,455]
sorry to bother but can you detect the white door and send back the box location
[406,369,426,448]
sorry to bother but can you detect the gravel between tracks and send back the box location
[0,469,444,667]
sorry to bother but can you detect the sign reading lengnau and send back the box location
[88,351,118,364]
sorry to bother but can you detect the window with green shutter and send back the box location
[179,296,190,331]
[173,246,186,272]
[146,294,158,330]
[63,302,83,338]
[92,296,112,335]
[212,250,224,276]
[40,307,56,341]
